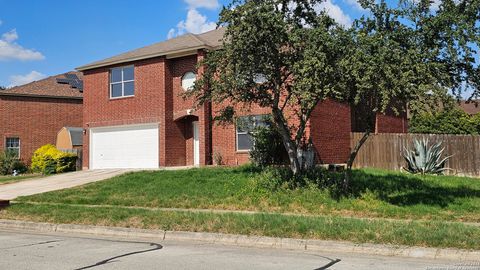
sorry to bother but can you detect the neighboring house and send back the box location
[0,72,83,163]
[77,28,406,170]
[459,100,480,115]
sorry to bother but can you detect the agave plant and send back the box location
[403,138,451,175]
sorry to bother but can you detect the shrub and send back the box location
[0,151,27,175]
[31,144,77,175]
[250,166,338,192]
[403,138,451,175]
[249,123,289,167]
[55,152,78,173]
[409,109,480,135]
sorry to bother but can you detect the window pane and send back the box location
[111,68,122,83]
[254,115,268,128]
[7,148,19,157]
[181,72,196,91]
[237,134,253,150]
[123,81,134,96]
[6,138,19,147]
[123,66,134,81]
[111,83,123,97]
[237,116,255,133]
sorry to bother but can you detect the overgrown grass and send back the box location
[1,203,479,249]
[0,174,41,185]
[14,165,480,222]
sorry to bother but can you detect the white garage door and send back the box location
[90,124,159,169]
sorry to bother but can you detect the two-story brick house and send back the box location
[77,28,407,170]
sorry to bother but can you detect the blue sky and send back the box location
[0,0,401,87]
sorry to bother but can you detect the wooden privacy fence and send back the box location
[58,149,83,171]
[351,132,480,177]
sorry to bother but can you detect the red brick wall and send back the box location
[82,54,208,168]
[167,55,199,166]
[376,111,408,133]
[0,96,82,164]
[82,57,166,168]
[310,99,351,164]
[212,99,352,165]
[352,101,408,134]
[211,102,270,165]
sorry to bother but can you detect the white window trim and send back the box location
[110,65,135,99]
[5,137,20,158]
[235,115,268,152]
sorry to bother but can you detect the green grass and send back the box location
[13,166,480,222]
[0,174,41,185]
[1,203,479,249]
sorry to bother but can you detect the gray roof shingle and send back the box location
[77,28,225,71]
[0,71,83,99]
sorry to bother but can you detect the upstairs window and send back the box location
[236,115,268,151]
[110,66,134,98]
[181,71,196,91]
[5,137,20,158]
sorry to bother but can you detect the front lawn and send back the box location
[3,165,480,249]
[2,203,480,249]
[11,166,480,222]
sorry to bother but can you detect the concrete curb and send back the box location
[0,219,478,261]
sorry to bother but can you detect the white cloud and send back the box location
[2,29,18,42]
[184,0,219,10]
[9,71,46,87]
[167,28,176,39]
[167,8,216,39]
[343,0,364,11]
[315,0,352,27]
[0,29,45,61]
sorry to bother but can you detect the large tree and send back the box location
[340,0,479,185]
[191,0,350,176]
[191,0,479,181]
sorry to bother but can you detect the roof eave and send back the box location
[0,92,83,100]
[76,45,213,72]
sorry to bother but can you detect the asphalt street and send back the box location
[0,229,472,270]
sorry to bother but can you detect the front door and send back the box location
[193,121,200,166]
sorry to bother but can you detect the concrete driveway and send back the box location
[0,170,130,200]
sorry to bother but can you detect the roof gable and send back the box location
[77,28,225,71]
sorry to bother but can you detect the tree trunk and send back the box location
[344,130,371,190]
[271,108,301,176]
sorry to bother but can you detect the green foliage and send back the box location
[0,151,27,175]
[403,139,451,175]
[410,109,480,135]
[249,166,339,192]
[55,153,77,173]
[189,0,474,176]
[249,122,289,167]
[31,144,77,175]
[189,0,361,175]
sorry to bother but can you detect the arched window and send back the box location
[181,71,196,91]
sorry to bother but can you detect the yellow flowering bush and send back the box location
[31,144,77,175]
